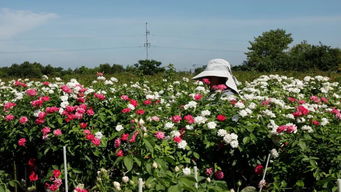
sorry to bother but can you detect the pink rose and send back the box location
[201,78,210,85]
[91,138,101,146]
[214,170,224,180]
[151,116,160,121]
[94,93,106,100]
[194,94,203,101]
[41,127,51,135]
[114,138,121,148]
[18,116,28,124]
[205,168,213,176]
[5,114,15,121]
[116,150,124,157]
[61,85,72,93]
[26,89,37,96]
[121,108,131,113]
[184,115,195,124]
[18,138,26,146]
[129,99,138,107]
[171,115,182,123]
[135,109,145,115]
[155,131,165,140]
[120,95,129,100]
[173,136,182,143]
[53,129,62,136]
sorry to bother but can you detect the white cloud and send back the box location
[0,8,58,39]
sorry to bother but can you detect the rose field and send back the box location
[0,73,340,192]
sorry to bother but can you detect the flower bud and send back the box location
[174,166,180,172]
[122,176,129,183]
[152,162,158,169]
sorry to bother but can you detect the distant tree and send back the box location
[307,43,340,71]
[245,29,293,71]
[111,64,124,73]
[287,41,313,71]
[288,41,340,71]
[134,59,165,75]
[193,65,207,75]
[98,63,112,74]
[74,66,91,74]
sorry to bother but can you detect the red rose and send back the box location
[254,164,264,175]
[135,109,145,115]
[216,114,227,121]
[116,150,124,157]
[214,170,224,179]
[53,169,61,178]
[29,171,38,181]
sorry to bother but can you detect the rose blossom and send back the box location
[5,114,15,121]
[19,116,28,124]
[155,131,165,139]
[205,168,213,176]
[184,115,195,124]
[171,115,182,123]
[29,171,38,181]
[116,150,124,157]
[53,129,62,136]
[26,89,38,96]
[214,170,224,180]
[18,138,26,146]
[114,138,121,148]
[254,164,263,175]
[120,95,129,100]
[53,169,61,178]
[216,114,227,121]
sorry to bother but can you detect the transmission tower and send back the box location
[144,22,151,60]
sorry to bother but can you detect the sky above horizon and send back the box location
[0,0,341,71]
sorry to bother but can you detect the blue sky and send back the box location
[0,0,340,70]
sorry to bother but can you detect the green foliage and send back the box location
[134,59,165,75]
[245,29,293,72]
[241,29,341,72]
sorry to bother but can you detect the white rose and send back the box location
[116,125,124,132]
[183,167,191,175]
[122,176,129,183]
[207,122,217,129]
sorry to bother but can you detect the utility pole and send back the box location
[144,22,151,60]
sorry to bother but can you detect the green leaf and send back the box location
[123,156,134,172]
[168,185,180,192]
[179,176,196,188]
[8,180,17,187]
[240,186,257,192]
[243,137,250,144]
[295,180,304,187]
[57,117,63,125]
[134,157,142,167]
[144,138,154,153]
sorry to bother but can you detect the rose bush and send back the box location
[0,74,340,191]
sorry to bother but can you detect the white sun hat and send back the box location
[192,58,239,93]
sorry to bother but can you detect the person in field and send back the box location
[192,58,239,96]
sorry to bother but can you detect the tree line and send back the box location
[0,29,340,78]
[0,60,167,78]
[233,29,341,72]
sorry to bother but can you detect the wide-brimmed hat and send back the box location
[192,58,239,93]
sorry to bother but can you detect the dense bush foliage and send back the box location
[235,29,341,72]
[0,73,340,191]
